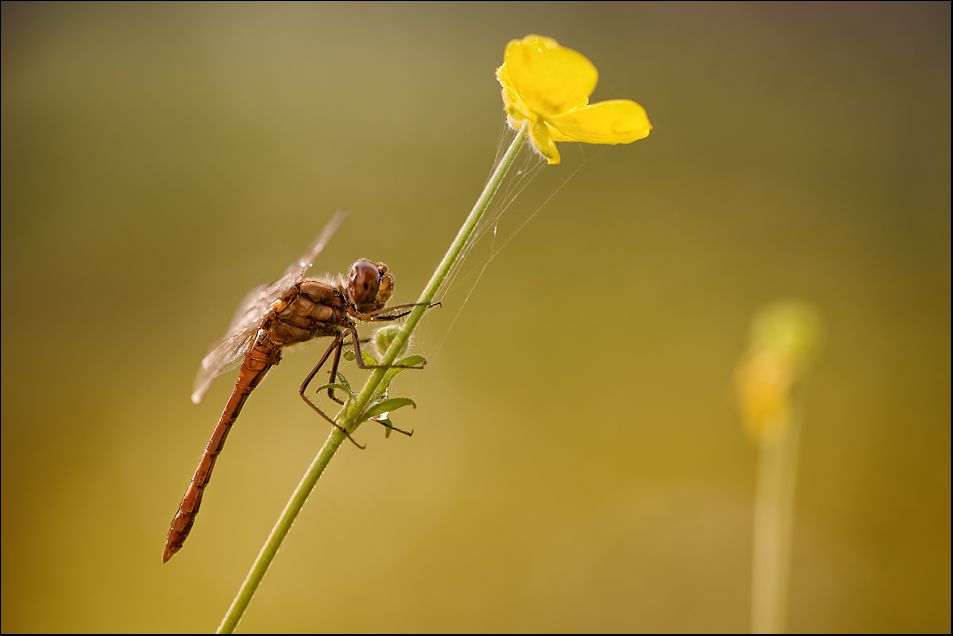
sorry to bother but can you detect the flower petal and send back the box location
[496,64,527,118]
[530,120,561,165]
[548,100,652,144]
[501,35,596,117]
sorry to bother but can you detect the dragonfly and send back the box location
[163,211,424,563]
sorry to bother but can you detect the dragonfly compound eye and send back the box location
[349,259,381,309]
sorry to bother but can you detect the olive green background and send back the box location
[2,2,949,632]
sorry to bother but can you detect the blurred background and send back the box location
[2,2,949,632]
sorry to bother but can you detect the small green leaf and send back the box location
[334,372,353,394]
[345,350,379,366]
[379,355,427,392]
[362,397,416,421]
[361,352,379,366]
[311,382,353,398]
[398,354,426,367]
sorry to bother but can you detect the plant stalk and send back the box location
[751,395,803,634]
[218,125,529,633]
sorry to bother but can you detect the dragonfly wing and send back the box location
[190,211,347,405]
[226,282,269,334]
[191,329,257,404]
[272,210,347,296]
[190,281,273,405]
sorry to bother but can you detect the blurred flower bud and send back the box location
[735,301,822,442]
[373,324,407,359]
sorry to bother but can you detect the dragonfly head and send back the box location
[348,259,394,314]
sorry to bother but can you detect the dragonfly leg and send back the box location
[349,324,426,370]
[357,301,442,322]
[326,336,345,406]
[376,418,414,438]
[322,333,372,405]
[341,327,415,438]
[299,334,365,450]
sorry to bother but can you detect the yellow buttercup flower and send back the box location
[496,35,652,165]
[735,302,822,442]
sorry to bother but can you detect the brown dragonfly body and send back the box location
[164,212,407,563]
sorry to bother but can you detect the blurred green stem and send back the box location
[217,125,529,634]
[751,393,803,634]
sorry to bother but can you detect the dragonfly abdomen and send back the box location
[163,335,280,563]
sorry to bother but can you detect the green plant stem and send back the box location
[750,394,803,634]
[218,429,346,633]
[217,124,529,633]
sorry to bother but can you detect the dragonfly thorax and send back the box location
[265,279,348,346]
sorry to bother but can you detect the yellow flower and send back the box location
[735,302,822,443]
[496,35,652,165]
[735,351,795,442]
